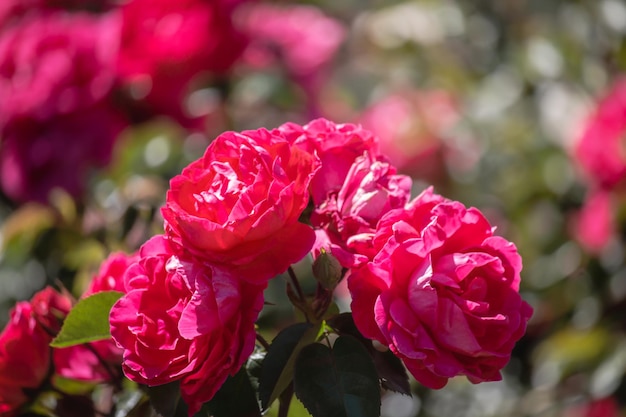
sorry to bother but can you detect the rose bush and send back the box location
[161,127,319,282]
[349,187,533,388]
[109,235,265,415]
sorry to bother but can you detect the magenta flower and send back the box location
[348,187,533,388]
[162,127,320,283]
[575,78,626,189]
[110,236,264,415]
[311,150,412,268]
[278,118,380,205]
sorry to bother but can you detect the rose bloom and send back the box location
[359,90,459,181]
[278,118,380,206]
[54,251,138,382]
[162,127,319,282]
[348,187,533,388]
[118,0,249,126]
[311,150,412,268]
[0,13,125,203]
[0,287,72,416]
[575,78,626,189]
[110,236,264,415]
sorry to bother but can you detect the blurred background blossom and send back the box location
[2,0,626,416]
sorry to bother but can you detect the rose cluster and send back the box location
[0,118,532,415]
[104,118,533,414]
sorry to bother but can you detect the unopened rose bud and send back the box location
[312,249,343,290]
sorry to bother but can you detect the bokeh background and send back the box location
[1,0,626,416]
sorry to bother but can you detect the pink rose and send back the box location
[575,78,626,189]
[118,0,248,127]
[54,251,138,382]
[311,150,412,267]
[278,118,379,205]
[110,236,265,415]
[348,187,533,388]
[162,127,319,282]
[0,287,71,415]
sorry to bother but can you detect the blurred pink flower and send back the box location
[572,78,626,254]
[572,189,616,255]
[0,12,125,203]
[118,0,249,126]
[575,78,626,189]
[239,4,345,115]
[0,12,120,123]
[0,107,125,203]
[359,90,460,181]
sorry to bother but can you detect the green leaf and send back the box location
[258,322,321,410]
[206,367,261,417]
[328,313,410,395]
[294,336,381,417]
[50,291,124,348]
